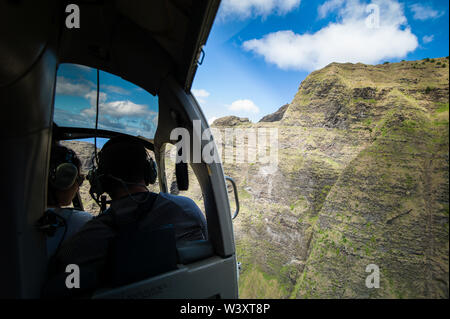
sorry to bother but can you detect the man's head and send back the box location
[48,143,84,207]
[93,136,156,199]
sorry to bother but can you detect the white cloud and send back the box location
[219,0,301,20]
[318,0,345,19]
[73,64,92,71]
[228,99,260,113]
[56,78,146,119]
[192,89,210,104]
[422,35,434,44]
[55,76,157,137]
[208,116,218,125]
[84,90,107,108]
[409,3,444,21]
[101,101,150,118]
[103,85,130,95]
[82,90,151,119]
[56,77,129,97]
[192,89,210,98]
[242,0,418,72]
[55,76,92,95]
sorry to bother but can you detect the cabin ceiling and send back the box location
[59,0,220,94]
[0,0,220,94]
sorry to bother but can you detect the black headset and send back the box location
[49,147,83,190]
[87,138,157,204]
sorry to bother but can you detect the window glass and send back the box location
[54,63,158,139]
[164,143,205,217]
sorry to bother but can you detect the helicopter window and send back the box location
[164,143,206,217]
[54,64,158,139]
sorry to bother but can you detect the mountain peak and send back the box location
[281,56,449,128]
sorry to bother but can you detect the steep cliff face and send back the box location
[217,58,449,298]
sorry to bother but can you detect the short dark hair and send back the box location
[98,136,148,194]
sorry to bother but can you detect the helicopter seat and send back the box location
[91,227,223,299]
[109,224,178,287]
[109,226,214,287]
[176,240,214,264]
[42,223,215,298]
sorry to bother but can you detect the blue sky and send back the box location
[54,0,449,139]
[192,0,449,123]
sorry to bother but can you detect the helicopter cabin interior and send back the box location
[0,0,239,298]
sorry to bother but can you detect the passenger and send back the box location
[48,136,207,291]
[46,142,93,257]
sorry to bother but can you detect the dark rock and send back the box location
[259,104,289,122]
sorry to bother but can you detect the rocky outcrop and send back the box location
[60,140,96,170]
[212,116,251,127]
[259,104,289,122]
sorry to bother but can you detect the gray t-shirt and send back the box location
[139,192,208,240]
[51,192,207,274]
[46,208,93,257]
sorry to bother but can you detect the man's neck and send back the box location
[111,184,148,201]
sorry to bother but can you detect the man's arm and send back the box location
[153,193,208,241]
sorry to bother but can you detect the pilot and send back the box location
[47,136,207,294]
[46,142,93,257]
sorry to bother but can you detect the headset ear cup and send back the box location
[151,159,157,184]
[87,167,104,196]
[52,163,79,190]
[145,158,157,185]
